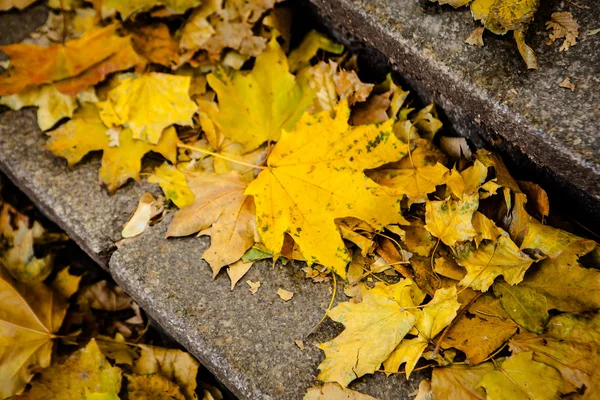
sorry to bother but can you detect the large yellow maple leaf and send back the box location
[206,36,314,151]
[166,172,256,278]
[98,73,197,144]
[245,101,409,277]
[46,103,177,193]
[0,25,127,95]
[317,280,418,387]
[0,269,68,398]
[383,286,460,377]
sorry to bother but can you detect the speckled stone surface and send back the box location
[110,216,426,400]
[308,0,600,226]
[0,109,159,267]
[0,3,48,46]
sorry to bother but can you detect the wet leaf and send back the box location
[246,101,409,277]
[167,172,256,278]
[317,280,418,387]
[207,36,314,151]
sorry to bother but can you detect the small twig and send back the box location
[178,143,266,170]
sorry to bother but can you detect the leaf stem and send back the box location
[177,143,266,170]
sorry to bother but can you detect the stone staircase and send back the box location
[1,1,598,398]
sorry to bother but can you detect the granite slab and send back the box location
[110,217,426,399]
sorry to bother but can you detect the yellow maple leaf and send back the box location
[383,286,460,377]
[206,36,314,151]
[0,84,77,131]
[148,163,195,209]
[100,0,201,19]
[0,269,68,398]
[424,193,479,247]
[245,101,409,277]
[317,280,418,387]
[98,72,197,144]
[457,233,534,291]
[369,162,449,200]
[46,103,177,193]
[166,172,256,278]
[17,339,122,399]
[478,351,570,400]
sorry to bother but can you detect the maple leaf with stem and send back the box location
[246,100,409,278]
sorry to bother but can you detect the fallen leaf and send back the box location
[277,288,294,301]
[97,333,139,366]
[131,23,182,67]
[78,280,133,311]
[399,221,438,257]
[414,379,432,400]
[0,84,77,131]
[133,345,199,400]
[46,103,178,193]
[334,68,374,106]
[17,339,122,399]
[509,331,596,397]
[457,234,534,291]
[478,351,571,400]
[514,30,538,70]
[304,383,378,400]
[441,293,518,365]
[167,172,256,278]
[0,25,128,95]
[303,60,339,114]
[247,280,261,294]
[546,313,600,346]
[0,0,36,11]
[476,149,520,193]
[295,339,305,350]
[350,90,392,126]
[317,281,418,386]
[466,26,485,46]
[369,161,449,200]
[246,101,409,278]
[148,163,195,209]
[440,137,472,161]
[126,373,186,400]
[51,266,82,299]
[424,193,479,247]
[431,363,493,400]
[179,0,223,52]
[559,76,575,91]
[383,286,460,377]
[98,72,197,144]
[0,269,68,398]
[517,181,549,219]
[0,202,56,285]
[100,0,201,19]
[546,12,579,51]
[288,30,344,72]
[411,104,443,140]
[207,36,313,151]
[434,257,466,281]
[122,192,158,238]
[471,211,503,246]
[227,260,253,290]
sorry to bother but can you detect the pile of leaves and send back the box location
[1,1,599,399]
[0,184,222,399]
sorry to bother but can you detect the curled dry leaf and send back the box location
[78,280,133,312]
[247,280,261,294]
[546,12,579,51]
[122,192,158,238]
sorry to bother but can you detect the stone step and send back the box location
[307,0,600,228]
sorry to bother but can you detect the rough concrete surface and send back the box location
[307,0,600,227]
[111,216,426,400]
[0,109,159,267]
